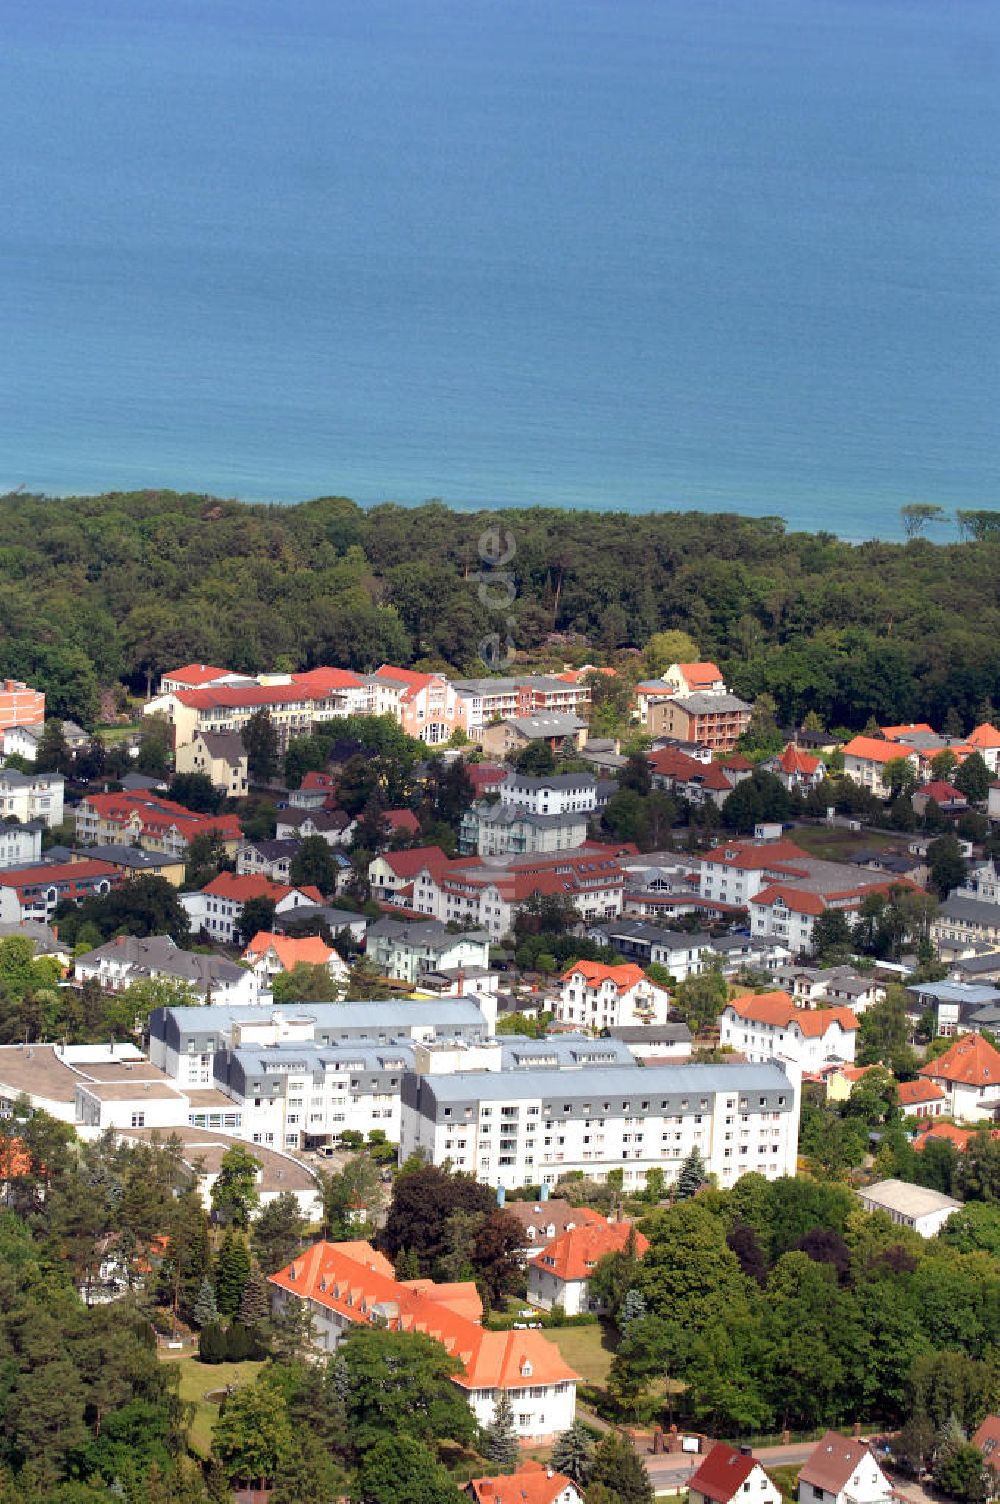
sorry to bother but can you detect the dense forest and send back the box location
[2,489,1000,731]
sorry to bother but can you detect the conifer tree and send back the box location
[481,1389,519,1472]
[550,1420,596,1486]
[215,1229,251,1317]
[193,1276,219,1328]
[676,1147,707,1200]
[238,1263,270,1329]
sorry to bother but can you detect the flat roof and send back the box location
[77,1081,183,1102]
[118,1126,318,1193]
[859,1179,961,1218]
[416,1060,792,1103]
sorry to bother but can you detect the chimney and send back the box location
[740,1445,753,1457]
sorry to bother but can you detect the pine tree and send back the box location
[550,1420,596,1486]
[620,1288,647,1330]
[481,1389,520,1472]
[199,1321,228,1364]
[238,1263,270,1329]
[676,1147,707,1200]
[215,1230,251,1317]
[589,1431,654,1504]
[193,1277,219,1328]
[394,1246,421,1280]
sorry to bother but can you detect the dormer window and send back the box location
[520,1360,532,1377]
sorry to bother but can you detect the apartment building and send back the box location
[400,1060,800,1192]
[458,802,588,857]
[0,679,45,733]
[586,918,711,981]
[75,792,242,857]
[366,917,491,984]
[0,770,65,828]
[648,692,751,752]
[0,820,43,869]
[452,676,590,738]
[74,933,258,1005]
[174,729,248,798]
[718,992,858,1069]
[556,961,672,1029]
[499,773,598,816]
[0,859,121,924]
[145,668,369,751]
[181,872,323,943]
[369,666,470,745]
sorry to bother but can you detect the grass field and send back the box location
[767,1464,802,1502]
[790,825,907,862]
[161,1352,265,1457]
[545,1322,618,1386]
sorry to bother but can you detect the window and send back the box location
[130,1112,145,1128]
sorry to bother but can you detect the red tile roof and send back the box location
[469,1461,580,1504]
[176,683,343,710]
[799,1433,884,1495]
[288,667,365,691]
[269,1241,578,1392]
[384,809,421,835]
[678,662,723,686]
[82,792,243,843]
[751,884,827,917]
[919,1032,1000,1088]
[779,743,820,776]
[378,845,454,880]
[727,993,858,1036]
[300,770,337,791]
[689,1443,764,1504]
[972,1415,1000,1461]
[163,663,231,686]
[202,872,323,905]
[842,736,914,765]
[559,960,651,992]
[702,838,810,872]
[241,931,337,971]
[721,752,753,771]
[0,858,119,890]
[913,1122,977,1152]
[536,1222,648,1282]
[897,1079,947,1108]
[919,780,965,803]
[968,724,1000,750]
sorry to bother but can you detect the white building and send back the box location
[459,802,588,857]
[181,872,324,944]
[689,1444,783,1504]
[857,1179,962,1238]
[499,772,598,816]
[0,770,65,828]
[718,992,858,1070]
[366,917,491,985]
[528,1222,648,1316]
[74,933,259,1005]
[400,1060,800,1192]
[917,1032,1000,1122]
[798,1432,894,1504]
[0,820,43,869]
[556,961,672,1030]
[586,919,712,982]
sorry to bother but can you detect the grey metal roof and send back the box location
[858,1179,961,1218]
[77,934,247,985]
[368,917,490,949]
[504,773,596,791]
[907,981,1000,1005]
[607,1023,694,1044]
[499,1034,637,1069]
[0,770,64,788]
[417,1060,793,1103]
[159,997,489,1032]
[238,837,302,860]
[196,730,246,761]
[507,714,586,736]
[671,692,751,715]
[473,803,584,830]
[227,1040,417,1074]
[938,896,1000,926]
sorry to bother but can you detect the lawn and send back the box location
[767,1465,801,1503]
[790,825,907,863]
[545,1321,618,1386]
[161,1352,265,1457]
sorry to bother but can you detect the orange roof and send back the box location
[913,1122,977,1152]
[559,960,651,992]
[972,1415,1000,1459]
[300,770,337,791]
[842,736,915,765]
[897,1079,947,1107]
[379,845,454,880]
[163,662,231,686]
[536,1222,648,1282]
[779,742,820,776]
[728,993,858,1035]
[834,1064,880,1082]
[374,665,440,698]
[269,1241,578,1392]
[384,808,421,834]
[81,792,243,842]
[677,662,723,686]
[751,884,827,916]
[242,931,337,971]
[0,858,119,889]
[881,723,935,741]
[702,837,810,872]
[721,752,753,771]
[202,872,323,905]
[919,1032,1000,1088]
[919,780,965,803]
[469,1460,579,1504]
[288,667,365,691]
[968,723,1000,750]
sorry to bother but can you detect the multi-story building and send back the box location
[74,933,259,1004]
[174,729,248,798]
[556,961,672,1030]
[586,919,711,981]
[0,770,65,828]
[841,736,920,798]
[181,872,324,943]
[235,838,303,884]
[528,1222,649,1316]
[499,773,598,816]
[145,668,370,751]
[268,1240,578,1441]
[917,1032,1000,1122]
[452,676,591,738]
[797,1432,894,1504]
[240,931,348,991]
[0,819,43,870]
[479,714,588,761]
[718,992,858,1070]
[369,666,470,745]
[661,662,727,696]
[459,802,588,857]
[648,692,751,752]
[366,917,491,984]
[75,792,243,857]
[400,1060,800,1192]
[0,858,121,924]
[0,678,45,734]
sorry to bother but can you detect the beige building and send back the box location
[175,729,248,798]
[649,692,751,751]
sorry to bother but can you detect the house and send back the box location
[74,933,259,1004]
[174,729,248,798]
[181,872,324,944]
[606,1022,693,1061]
[906,980,1000,1037]
[648,693,752,752]
[2,723,43,763]
[857,1179,961,1237]
[917,1032,1000,1122]
[366,917,491,985]
[383,808,421,838]
[500,773,598,815]
[269,1239,579,1440]
[966,724,1000,774]
[368,846,454,907]
[0,679,45,734]
[528,1222,648,1315]
[586,918,711,981]
[896,1079,947,1118]
[842,737,920,798]
[0,820,43,869]
[798,1432,893,1504]
[460,801,589,857]
[719,993,858,1070]
[236,837,303,885]
[912,780,967,818]
[688,1443,782,1504]
[0,858,121,924]
[75,792,242,858]
[0,769,65,828]
[648,746,738,806]
[501,1199,608,1260]
[288,770,338,810]
[64,842,185,887]
[932,895,1000,952]
[971,1416,1000,1485]
[480,714,588,760]
[635,679,676,727]
[556,960,672,1029]
[663,662,727,696]
[274,807,354,847]
[241,930,348,988]
[771,743,824,792]
[913,1122,1000,1155]
[370,666,471,745]
[467,1460,583,1504]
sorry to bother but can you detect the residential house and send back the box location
[896,1079,948,1118]
[718,993,858,1070]
[174,729,248,798]
[2,723,43,763]
[480,714,588,760]
[971,1416,1000,1491]
[606,1023,694,1061]
[662,662,727,696]
[467,1460,583,1504]
[635,679,676,727]
[383,808,420,838]
[501,1199,607,1260]
[269,1239,579,1440]
[586,918,711,981]
[75,792,242,858]
[797,1432,893,1504]
[240,930,348,989]
[648,745,739,806]
[688,1443,782,1504]
[906,980,1000,1037]
[288,770,338,809]
[65,843,185,887]
[74,933,258,1004]
[770,743,824,792]
[912,780,967,818]
[857,1179,962,1237]
[932,895,1000,952]
[274,807,354,847]
[966,724,1000,774]
[842,737,920,798]
[500,772,598,815]
[459,801,589,857]
[914,1121,1000,1155]
[0,858,120,924]
[648,693,752,752]
[917,1032,1000,1122]
[366,917,491,985]
[0,769,65,827]
[236,838,303,885]
[157,663,246,695]
[181,872,324,944]
[0,820,43,869]
[556,961,672,1029]
[528,1222,649,1316]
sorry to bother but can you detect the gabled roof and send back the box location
[799,1432,884,1495]
[201,872,323,905]
[559,960,651,993]
[779,743,820,776]
[241,931,338,971]
[502,1200,607,1243]
[919,780,965,803]
[676,662,723,686]
[842,736,914,765]
[300,770,337,791]
[163,663,232,686]
[968,723,1000,750]
[536,1222,648,1282]
[0,859,119,890]
[897,1079,946,1107]
[721,752,753,771]
[384,808,421,834]
[727,993,858,1035]
[972,1415,1000,1460]
[468,1460,580,1504]
[881,723,935,741]
[751,884,827,916]
[689,1443,764,1504]
[919,1031,1000,1088]
[376,845,453,880]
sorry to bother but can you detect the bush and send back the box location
[198,1322,228,1364]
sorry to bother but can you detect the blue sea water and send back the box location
[1,0,998,539]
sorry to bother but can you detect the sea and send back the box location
[2,0,998,541]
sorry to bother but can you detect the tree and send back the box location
[338,1326,478,1453]
[901,504,946,540]
[588,1431,654,1504]
[644,630,699,677]
[198,1320,228,1363]
[884,757,918,797]
[927,835,967,899]
[619,753,652,797]
[810,908,853,962]
[289,833,337,895]
[54,874,191,946]
[931,749,959,783]
[184,830,231,889]
[235,895,277,946]
[35,719,72,775]
[935,1442,991,1503]
[353,1435,463,1504]
[857,986,917,1077]
[481,1389,519,1472]
[955,1133,1000,1203]
[676,1147,707,1199]
[472,1209,525,1308]
[193,1277,219,1328]
[212,1377,293,1485]
[270,1432,341,1504]
[238,1263,270,1329]
[512,740,556,775]
[721,769,791,832]
[242,708,279,783]
[214,1230,252,1316]
[168,771,223,814]
[251,1191,308,1274]
[550,1420,595,1487]
[382,1163,493,1272]
[321,1152,381,1238]
[271,961,342,1005]
[211,1145,262,1228]
[672,966,727,1033]
[954,752,990,804]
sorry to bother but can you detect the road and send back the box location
[646,1440,819,1493]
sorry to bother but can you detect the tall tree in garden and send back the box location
[338,1326,478,1452]
[211,1144,262,1228]
[481,1390,519,1472]
[235,895,277,946]
[353,1435,464,1504]
[242,708,279,783]
[289,833,337,894]
[251,1191,308,1275]
[676,1147,707,1199]
[214,1229,251,1317]
[472,1209,525,1308]
[550,1421,595,1487]
[193,1278,219,1328]
[927,834,968,898]
[588,1431,654,1504]
[954,751,990,804]
[238,1263,270,1330]
[212,1377,293,1487]
[35,719,72,775]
